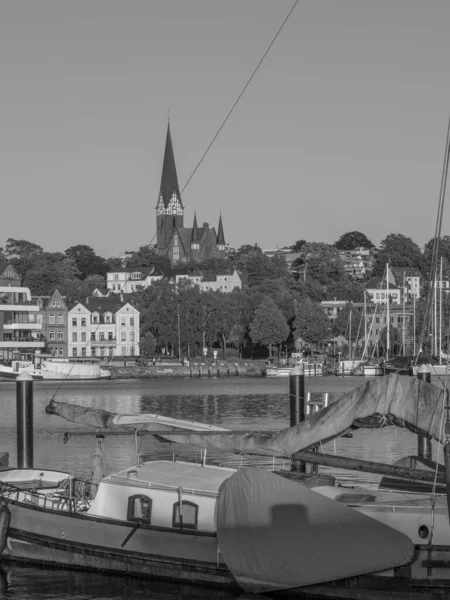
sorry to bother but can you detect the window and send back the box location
[108,332,113,341]
[81,332,86,342]
[130,346,134,356]
[93,316,99,324]
[127,495,152,524]
[49,314,55,324]
[100,332,105,341]
[91,332,96,341]
[72,318,77,327]
[49,331,55,341]
[130,317,134,326]
[56,299,61,308]
[72,332,77,342]
[52,300,56,308]
[105,314,111,323]
[72,348,77,357]
[37,314,43,323]
[57,332,63,341]
[81,347,86,357]
[81,318,86,327]
[121,346,126,355]
[121,331,126,342]
[114,274,118,281]
[59,348,63,357]
[130,331,135,342]
[121,319,126,327]
[57,315,64,325]
[172,501,198,530]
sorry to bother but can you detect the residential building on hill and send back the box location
[155,123,228,264]
[68,296,140,358]
[365,276,401,304]
[107,266,163,294]
[174,269,242,292]
[388,267,422,300]
[34,289,68,357]
[339,247,375,279]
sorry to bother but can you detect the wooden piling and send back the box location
[16,372,34,469]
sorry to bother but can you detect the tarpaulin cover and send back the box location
[216,468,414,593]
[46,375,447,459]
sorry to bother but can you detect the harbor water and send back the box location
[0,375,424,599]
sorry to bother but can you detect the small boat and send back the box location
[265,360,323,377]
[0,354,111,380]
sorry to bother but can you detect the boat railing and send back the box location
[0,476,95,513]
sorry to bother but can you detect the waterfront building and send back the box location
[365,277,401,304]
[68,296,140,358]
[155,123,228,263]
[34,289,69,357]
[0,286,44,360]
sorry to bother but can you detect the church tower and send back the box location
[216,214,226,256]
[156,123,184,253]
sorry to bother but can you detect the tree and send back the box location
[293,298,330,346]
[372,234,423,277]
[335,231,374,250]
[4,238,44,276]
[65,245,108,278]
[249,296,289,357]
[85,275,106,293]
[423,236,450,280]
[125,246,171,271]
[290,239,306,252]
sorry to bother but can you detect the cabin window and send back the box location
[127,495,152,524]
[172,501,199,530]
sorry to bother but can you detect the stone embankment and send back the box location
[110,362,266,379]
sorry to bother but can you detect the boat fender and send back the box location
[0,501,11,554]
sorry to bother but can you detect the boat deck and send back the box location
[108,460,235,493]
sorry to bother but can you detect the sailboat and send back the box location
[1,374,450,598]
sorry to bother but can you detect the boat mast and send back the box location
[386,264,390,359]
[402,271,406,356]
[440,256,443,362]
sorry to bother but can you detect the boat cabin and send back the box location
[87,460,236,532]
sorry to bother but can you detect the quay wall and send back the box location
[109,363,266,379]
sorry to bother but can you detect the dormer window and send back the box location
[127,494,152,525]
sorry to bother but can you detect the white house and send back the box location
[107,267,163,294]
[174,270,242,293]
[68,296,140,358]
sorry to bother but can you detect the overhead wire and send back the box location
[148,0,299,248]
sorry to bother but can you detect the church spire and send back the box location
[191,212,199,244]
[159,122,183,208]
[216,214,226,246]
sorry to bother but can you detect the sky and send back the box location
[1,0,450,258]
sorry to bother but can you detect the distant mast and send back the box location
[386,264,390,359]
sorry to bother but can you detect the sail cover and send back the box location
[46,374,447,459]
[216,468,414,593]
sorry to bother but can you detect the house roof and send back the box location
[390,267,422,279]
[365,276,400,290]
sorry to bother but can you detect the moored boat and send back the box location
[2,374,450,597]
[0,354,110,380]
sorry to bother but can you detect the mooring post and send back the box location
[417,364,432,460]
[16,372,34,469]
[289,364,306,472]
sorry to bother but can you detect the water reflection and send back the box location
[0,564,241,600]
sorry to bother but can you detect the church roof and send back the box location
[159,122,183,208]
[191,213,199,243]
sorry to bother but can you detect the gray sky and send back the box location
[1,0,450,258]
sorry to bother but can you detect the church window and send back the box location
[173,236,180,263]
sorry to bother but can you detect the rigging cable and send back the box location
[416,116,450,364]
[148,0,299,248]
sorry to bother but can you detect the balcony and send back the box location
[91,339,117,347]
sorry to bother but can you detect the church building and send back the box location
[155,123,227,264]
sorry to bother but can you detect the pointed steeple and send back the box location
[191,212,199,244]
[216,214,226,246]
[159,122,183,208]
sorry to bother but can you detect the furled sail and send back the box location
[46,374,447,459]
